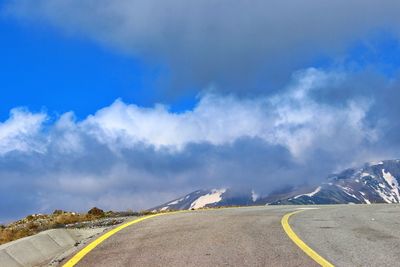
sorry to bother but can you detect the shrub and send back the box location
[53,209,66,215]
[87,207,104,217]
[138,210,154,216]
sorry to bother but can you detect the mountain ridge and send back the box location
[152,159,400,211]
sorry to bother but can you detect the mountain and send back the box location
[151,189,259,211]
[274,159,400,205]
[151,159,400,211]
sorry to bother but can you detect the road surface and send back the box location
[292,204,400,266]
[66,205,400,266]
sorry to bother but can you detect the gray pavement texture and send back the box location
[72,204,400,267]
[292,204,400,267]
[75,206,318,267]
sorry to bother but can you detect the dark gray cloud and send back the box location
[5,0,400,92]
[0,135,367,223]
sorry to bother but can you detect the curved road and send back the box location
[292,204,400,266]
[67,205,400,266]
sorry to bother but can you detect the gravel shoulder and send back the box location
[47,216,137,266]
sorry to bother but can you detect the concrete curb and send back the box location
[0,228,104,267]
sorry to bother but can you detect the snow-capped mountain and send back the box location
[274,159,400,205]
[152,188,263,211]
[152,159,400,211]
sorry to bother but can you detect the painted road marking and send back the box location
[65,207,332,266]
[281,210,335,267]
[63,211,187,267]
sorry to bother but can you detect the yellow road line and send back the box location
[63,205,258,266]
[65,207,333,266]
[63,211,187,267]
[281,210,335,267]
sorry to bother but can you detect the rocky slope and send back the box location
[0,208,136,245]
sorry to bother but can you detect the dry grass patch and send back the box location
[0,207,107,245]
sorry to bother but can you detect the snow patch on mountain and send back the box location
[382,169,400,202]
[337,185,359,200]
[375,188,394,203]
[294,186,321,199]
[189,189,226,209]
[362,197,371,204]
[368,161,384,166]
[168,197,184,205]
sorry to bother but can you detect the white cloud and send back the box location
[69,68,375,159]
[51,112,83,154]
[0,68,376,161]
[0,68,387,221]
[270,68,376,157]
[81,95,269,150]
[0,108,46,155]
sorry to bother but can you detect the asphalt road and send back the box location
[292,204,400,267]
[70,205,400,267]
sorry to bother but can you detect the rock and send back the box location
[87,207,104,216]
[53,210,66,215]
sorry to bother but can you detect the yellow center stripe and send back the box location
[63,211,187,267]
[281,210,335,267]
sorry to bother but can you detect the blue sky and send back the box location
[2,10,400,121]
[0,15,198,121]
[1,1,400,222]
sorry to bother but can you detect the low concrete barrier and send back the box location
[0,228,104,266]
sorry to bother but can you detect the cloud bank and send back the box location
[1,68,398,222]
[5,0,400,91]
